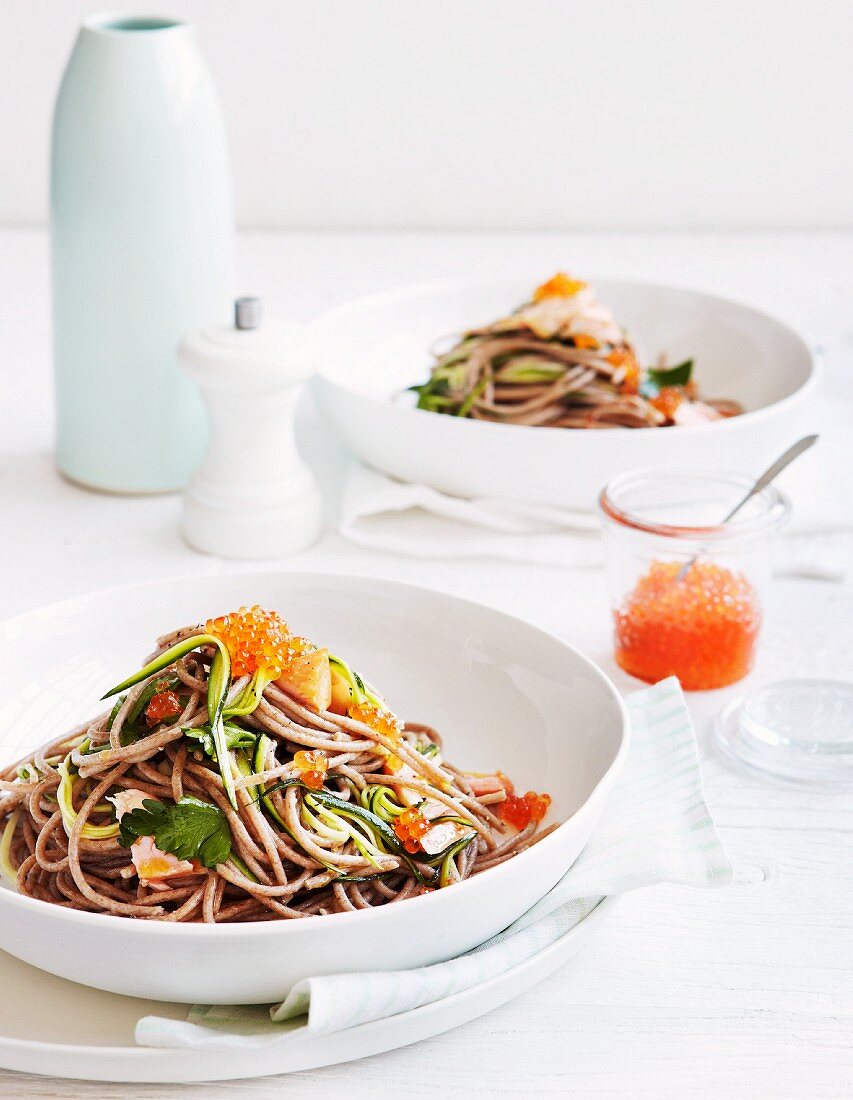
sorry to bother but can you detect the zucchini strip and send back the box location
[304,796,387,869]
[207,646,237,809]
[224,670,274,719]
[328,655,368,706]
[307,789,435,885]
[308,789,404,856]
[329,655,391,715]
[360,784,406,821]
[101,632,238,809]
[438,832,477,887]
[228,851,259,883]
[0,810,20,884]
[101,633,221,701]
[333,870,392,884]
[456,375,489,417]
[251,736,291,832]
[251,780,440,886]
[57,758,120,840]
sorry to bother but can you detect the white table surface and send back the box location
[1,228,852,1098]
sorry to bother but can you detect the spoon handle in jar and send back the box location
[718,434,819,526]
[677,434,818,582]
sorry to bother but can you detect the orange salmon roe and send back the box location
[145,688,182,728]
[608,348,641,394]
[205,606,315,679]
[615,561,761,690]
[533,273,587,301]
[394,806,430,854]
[649,386,683,421]
[499,790,552,830]
[348,701,403,742]
[293,749,328,790]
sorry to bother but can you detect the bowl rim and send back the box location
[0,569,630,936]
[312,272,821,437]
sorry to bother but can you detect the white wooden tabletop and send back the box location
[1,228,851,1098]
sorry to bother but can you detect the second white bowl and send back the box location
[313,275,818,510]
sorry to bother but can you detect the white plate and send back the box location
[0,895,617,1083]
[0,572,628,1004]
[313,274,818,510]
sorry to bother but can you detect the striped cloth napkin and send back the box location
[136,677,731,1050]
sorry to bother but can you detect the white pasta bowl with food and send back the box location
[0,573,628,1004]
[312,274,818,510]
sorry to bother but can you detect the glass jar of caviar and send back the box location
[599,468,790,691]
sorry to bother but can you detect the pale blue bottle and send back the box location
[51,14,233,492]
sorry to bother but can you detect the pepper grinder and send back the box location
[179,297,322,558]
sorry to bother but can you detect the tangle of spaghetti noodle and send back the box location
[411,273,742,429]
[0,610,555,923]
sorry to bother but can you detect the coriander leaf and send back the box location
[647,358,693,389]
[184,723,256,762]
[118,796,231,868]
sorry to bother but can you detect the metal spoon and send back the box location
[676,434,818,581]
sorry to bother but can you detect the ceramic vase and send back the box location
[51,14,233,492]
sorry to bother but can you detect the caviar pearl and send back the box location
[293,749,328,790]
[144,688,183,728]
[348,701,404,741]
[499,790,552,830]
[614,560,760,690]
[394,807,430,853]
[205,606,314,680]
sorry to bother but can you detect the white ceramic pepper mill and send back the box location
[179,297,322,558]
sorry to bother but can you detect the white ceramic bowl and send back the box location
[0,573,628,1004]
[313,275,818,510]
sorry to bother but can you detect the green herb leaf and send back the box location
[646,358,693,389]
[415,393,457,412]
[184,723,256,761]
[118,796,231,868]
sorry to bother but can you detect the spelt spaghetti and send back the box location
[411,272,742,429]
[0,608,554,923]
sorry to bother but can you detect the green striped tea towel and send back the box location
[136,676,731,1048]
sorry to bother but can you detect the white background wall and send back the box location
[3,0,852,230]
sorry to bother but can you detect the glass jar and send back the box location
[598,468,790,691]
